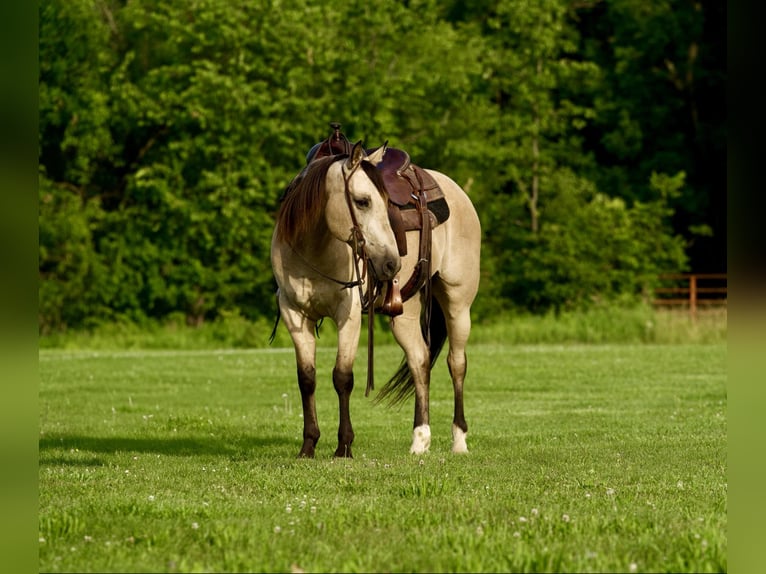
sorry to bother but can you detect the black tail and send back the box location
[375,298,448,407]
[268,291,281,345]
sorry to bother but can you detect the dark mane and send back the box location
[275,155,341,246]
[275,155,389,246]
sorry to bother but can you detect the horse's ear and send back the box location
[345,140,365,171]
[366,141,388,166]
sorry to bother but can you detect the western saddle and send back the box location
[307,123,449,318]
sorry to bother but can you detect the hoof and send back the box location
[410,424,431,454]
[298,438,317,458]
[451,424,469,454]
[333,445,353,458]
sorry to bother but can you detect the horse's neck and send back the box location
[291,224,353,279]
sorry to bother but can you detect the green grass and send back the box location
[39,342,726,572]
[38,305,727,350]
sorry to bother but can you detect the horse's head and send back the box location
[325,141,401,281]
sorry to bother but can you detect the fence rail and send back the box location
[653,273,727,318]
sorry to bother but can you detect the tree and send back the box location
[38,0,493,329]
[39,0,115,332]
[574,0,726,271]
[38,0,717,331]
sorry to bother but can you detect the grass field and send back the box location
[39,342,726,573]
[38,306,728,350]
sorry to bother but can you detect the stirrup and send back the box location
[379,277,404,317]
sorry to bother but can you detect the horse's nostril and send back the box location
[385,259,399,276]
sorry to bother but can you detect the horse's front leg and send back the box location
[280,305,320,458]
[332,312,362,458]
[410,355,432,455]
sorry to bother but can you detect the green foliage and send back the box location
[477,168,687,315]
[575,0,726,265]
[38,0,722,332]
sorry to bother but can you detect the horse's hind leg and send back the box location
[445,305,471,453]
[280,305,320,458]
[433,280,476,454]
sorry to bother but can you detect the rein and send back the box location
[287,247,364,291]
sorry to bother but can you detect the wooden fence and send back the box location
[653,273,727,318]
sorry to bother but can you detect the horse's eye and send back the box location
[354,197,371,210]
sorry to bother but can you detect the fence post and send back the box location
[689,274,697,321]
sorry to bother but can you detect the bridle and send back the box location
[289,157,381,311]
[341,160,383,311]
[341,160,386,398]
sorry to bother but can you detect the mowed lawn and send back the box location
[39,343,726,573]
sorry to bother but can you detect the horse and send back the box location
[270,137,481,458]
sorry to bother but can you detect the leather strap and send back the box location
[399,169,432,304]
[366,297,375,396]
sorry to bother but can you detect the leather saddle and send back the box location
[307,123,450,317]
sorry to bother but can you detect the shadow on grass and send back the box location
[39,433,293,464]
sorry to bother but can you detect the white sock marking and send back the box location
[452,424,468,453]
[410,424,431,454]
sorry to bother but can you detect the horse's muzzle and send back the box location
[372,255,401,282]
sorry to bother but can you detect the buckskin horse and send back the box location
[270,124,481,457]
